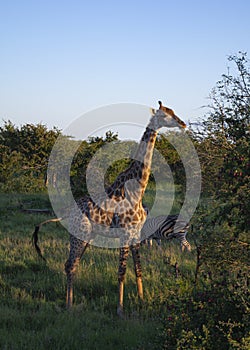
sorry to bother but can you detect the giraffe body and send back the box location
[64,102,186,315]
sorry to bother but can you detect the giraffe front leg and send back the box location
[65,237,88,309]
[117,246,129,317]
[131,244,143,301]
[65,266,74,309]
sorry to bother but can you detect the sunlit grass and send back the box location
[0,193,196,349]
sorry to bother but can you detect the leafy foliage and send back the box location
[0,121,61,192]
[182,52,250,349]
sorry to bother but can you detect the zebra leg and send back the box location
[65,235,89,308]
[131,243,143,301]
[147,238,153,248]
[181,239,191,252]
[156,239,162,250]
[177,231,191,252]
[117,246,129,317]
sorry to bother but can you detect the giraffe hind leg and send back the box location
[117,246,129,317]
[131,244,143,300]
[65,236,89,308]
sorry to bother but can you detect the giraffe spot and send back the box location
[124,217,131,224]
[94,215,100,223]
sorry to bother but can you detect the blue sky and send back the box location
[0,0,250,134]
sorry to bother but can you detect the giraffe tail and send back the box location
[32,225,46,262]
[31,217,63,262]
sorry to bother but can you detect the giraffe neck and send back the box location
[127,126,158,199]
[106,124,158,205]
[131,127,157,180]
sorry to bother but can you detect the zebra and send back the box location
[140,214,191,252]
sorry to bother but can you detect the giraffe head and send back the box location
[149,101,186,130]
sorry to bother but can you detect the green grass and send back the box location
[0,193,196,350]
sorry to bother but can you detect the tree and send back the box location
[198,53,249,230]
[190,52,250,347]
[0,121,61,192]
[70,131,119,197]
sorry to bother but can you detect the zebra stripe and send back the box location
[141,214,191,252]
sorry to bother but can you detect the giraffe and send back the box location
[60,101,186,317]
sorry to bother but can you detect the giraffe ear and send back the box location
[150,108,156,115]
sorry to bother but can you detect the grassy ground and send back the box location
[0,193,196,350]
